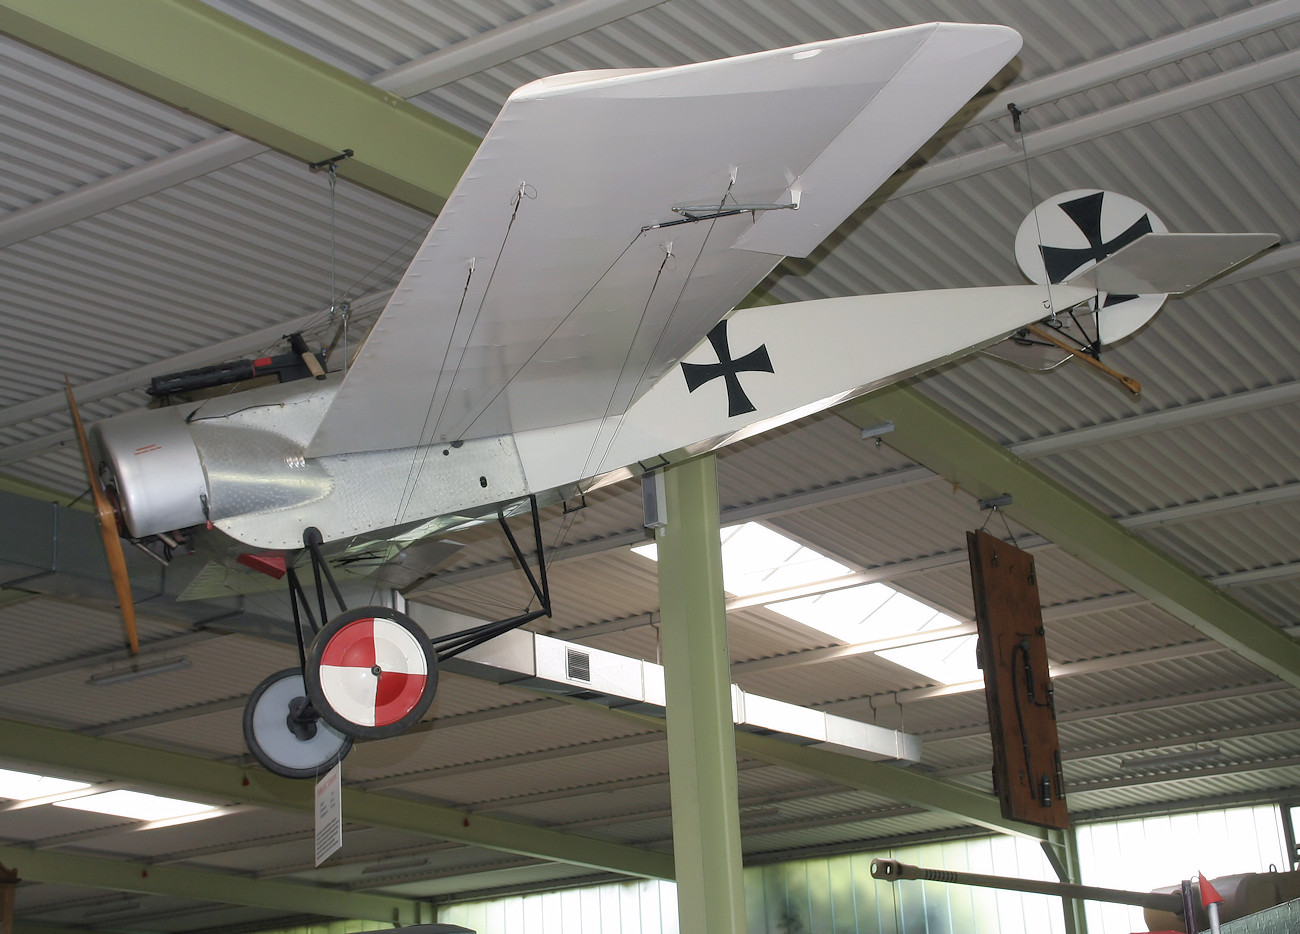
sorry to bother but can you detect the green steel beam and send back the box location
[557,696,1049,842]
[0,473,84,508]
[656,457,747,933]
[0,844,425,923]
[0,0,479,214]
[17,924,136,934]
[842,384,1300,688]
[732,730,1049,842]
[0,718,674,881]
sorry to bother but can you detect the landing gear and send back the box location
[241,497,552,777]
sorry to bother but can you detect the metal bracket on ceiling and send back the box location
[308,148,354,173]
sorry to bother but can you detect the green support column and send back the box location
[655,456,747,934]
[1044,828,1089,934]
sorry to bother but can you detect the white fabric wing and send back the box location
[307,22,1021,458]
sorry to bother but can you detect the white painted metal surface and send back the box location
[1067,232,1281,296]
[516,285,1093,494]
[306,23,1021,458]
[112,281,1088,549]
[410,603,922,762]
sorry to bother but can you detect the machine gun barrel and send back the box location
[148,338,326,397]
[870,858,1184,913]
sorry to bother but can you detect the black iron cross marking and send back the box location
[1040,191,1152,286]
[680,320,773,417]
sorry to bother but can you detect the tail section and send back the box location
[987,189,1277,372]
[987,189,1169,370]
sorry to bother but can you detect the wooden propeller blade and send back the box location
[1025,324,1142,396]
[64,379,139,655]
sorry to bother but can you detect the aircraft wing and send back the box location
[306,23,1021,458]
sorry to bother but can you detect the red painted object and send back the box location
[1199,872,1224,907]
[236,552,287,579]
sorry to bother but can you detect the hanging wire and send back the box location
[1009,103,1060,326]
[977,504,1018,547]
[323,163,350,374]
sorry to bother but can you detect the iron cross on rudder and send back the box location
[1038,189,1153,343]
[1039,190,1151,284]
[680,319,774,417]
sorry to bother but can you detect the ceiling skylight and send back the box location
[876,634,982,686]
[768,582,960,645]
[633,521,982,687]
[0,768,90,801]
[632,522,849,597]
[54,789,218,822]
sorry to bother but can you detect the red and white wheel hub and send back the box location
[305,607,438,739]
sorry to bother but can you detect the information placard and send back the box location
[315,762,343,865]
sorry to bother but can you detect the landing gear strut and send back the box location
[242,498,552,777]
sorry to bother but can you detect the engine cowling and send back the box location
[90,406,209,539]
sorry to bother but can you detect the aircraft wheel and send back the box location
[304,606,438,740]
[243,668,352,779]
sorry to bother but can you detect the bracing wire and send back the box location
[390,183,545,528]
[391,261,477,526]
[328,163,340,351]
[548,178,741,553]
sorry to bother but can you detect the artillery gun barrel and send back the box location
[870,858,1184,913]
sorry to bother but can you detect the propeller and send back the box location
[64,378,139,655]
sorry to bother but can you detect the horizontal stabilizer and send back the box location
[1065,232,1278,295]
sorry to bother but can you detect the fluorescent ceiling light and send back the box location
[54,789,218,821]
[0,768,90,800]
[87,656,191,686]
[636,522,983,685]
[633,522,850,596]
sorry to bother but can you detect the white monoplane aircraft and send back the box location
[63,23,1273,773]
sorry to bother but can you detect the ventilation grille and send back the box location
[566,648,592,683]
